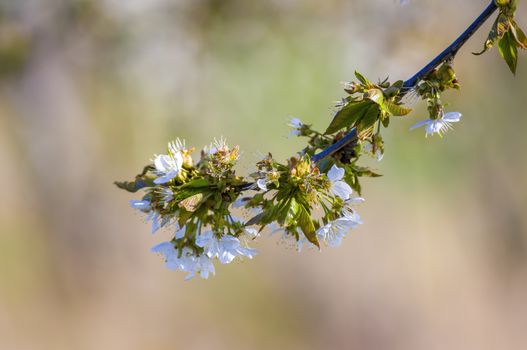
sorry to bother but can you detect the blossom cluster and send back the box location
[118,137,365,280]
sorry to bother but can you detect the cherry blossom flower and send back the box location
[327,165,353,200]
[195,231,257,264]
[153,152,184,184]
[151,243,216,280]
[316,210,362,247]
[410,112,462,137]
[287,117,304,137]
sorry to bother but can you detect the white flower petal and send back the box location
[129,199,151,211]
[443,112,462,122]
[175,227,186,239]
[327,165,345,181]
[289,117,303,128]
[331,181,353,200]
[410,119,432,130]
[257,178,268,191]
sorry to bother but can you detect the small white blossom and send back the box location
[327,165,353,200]
[196,231,257,264]
[218,235,257,264]
[151,243,215,280]
[287,117,304,137]
[317,200,363,248]
[316,215,360,248]
[317,218,352,247]
[186,254,216,280]
[153,152,184,184]
[269,225,315,252]
[410,112,462,137]
[363,143,384,161]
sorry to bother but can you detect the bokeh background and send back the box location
[1,0,527,349]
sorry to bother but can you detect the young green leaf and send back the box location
[510,20,527,49]
[354,71,371,86]
[474,14,510,55]
[296,204,319,248]
[383,101,413,116]
[357,104,380,133]
[499,30,518,74]
[325,100,373,134]
[365,89,384,106]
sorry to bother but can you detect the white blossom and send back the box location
[287,117,304,137]
[317,212,362,247]
[316,198,363,247]
[363,142,384,161]
[153,152,184,184]
[196,231,257,264]
[269,224,315,252]
[327,165,353,200]
[151,243,215,280]
[186,255,216,280]
[410,112,462,137]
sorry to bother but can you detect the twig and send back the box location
[311,1,498,163]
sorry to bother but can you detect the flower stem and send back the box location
[311,1,498,163]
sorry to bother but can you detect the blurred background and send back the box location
[1,0,526,349]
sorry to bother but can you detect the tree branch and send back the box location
[311,0,498,164]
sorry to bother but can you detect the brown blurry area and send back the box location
[1,0,526,349]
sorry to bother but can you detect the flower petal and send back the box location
[443,112,462,122]
[257,179,268,191]
[327,165,345,181]
[410,119,432,130]
[331,181,353,200]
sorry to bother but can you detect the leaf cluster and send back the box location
[475,0,527,74]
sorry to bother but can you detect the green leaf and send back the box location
[354,71,370,86]
[357,104,380,133]
[510,20,527,49]
[499,30,518,74]
[325,100,373,134]
[114,177,154,193]
[383,101,412,116]
[296,204,319,249]
[473,14,509,55]
[114,165,156,193]
[180,178,210,189]
[366,89,384,105]
[246,211,267,226]
[352,165,382,178]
